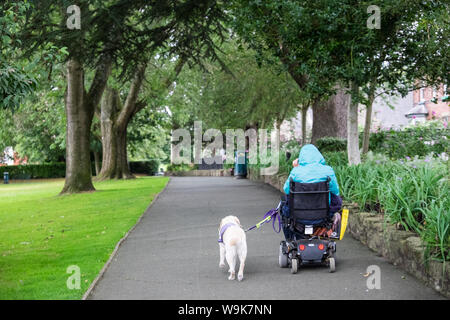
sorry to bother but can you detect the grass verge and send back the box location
[0,176,168,299]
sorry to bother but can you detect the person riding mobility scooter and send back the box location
[278,144,346,274]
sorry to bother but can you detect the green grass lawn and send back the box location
[0,176,168,300]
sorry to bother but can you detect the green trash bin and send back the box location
[234,150,247,179]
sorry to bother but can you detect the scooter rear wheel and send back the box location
[291,258,298,274]
[328,257,336,273]
[279,243,288,268]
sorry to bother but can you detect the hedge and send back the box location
[0,163,66,179]
[0,160,160,180]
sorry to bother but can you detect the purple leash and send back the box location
[245,202,282,233]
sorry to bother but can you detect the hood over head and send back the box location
[298,144,326,166]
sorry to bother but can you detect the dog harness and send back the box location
[218,223,237,243]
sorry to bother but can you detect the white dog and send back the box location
[218,215,247,281]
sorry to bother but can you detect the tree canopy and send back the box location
[1,0,448,188]
[167,39,304,132]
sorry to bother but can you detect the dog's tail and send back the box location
[226,237,242,261]
[229,237,239,246]
[229,231,246,250]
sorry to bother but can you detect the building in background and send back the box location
[0,147,28,166]
[368,92,414,130]
[280,84,448,144]
[408,83,449,124]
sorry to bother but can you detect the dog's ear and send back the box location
[233,216,241,227]
[219,218,224,233]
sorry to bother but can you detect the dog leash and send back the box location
[245,201,282,233]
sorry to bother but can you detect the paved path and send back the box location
[89,177,444,300]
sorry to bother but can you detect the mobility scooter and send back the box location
[278,178,347,274]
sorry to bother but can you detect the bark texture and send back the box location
[97,87,135,180]
[301,105,308,146]
[60,57,112,194]
[61,59,94,193]
[93,151,101,176]
[347,83,361,165]
[362,85,376,154]
[311,89,349,144]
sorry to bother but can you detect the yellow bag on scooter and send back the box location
[339,209,349,240]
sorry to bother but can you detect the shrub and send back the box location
[129,160,160,175]
[316,137,347,152]
[366,121,449,159]
[166,163,198,172]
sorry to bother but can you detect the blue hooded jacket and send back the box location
[283,144,339,197]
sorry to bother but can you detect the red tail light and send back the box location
[299,244,305,251]
[318,244,325,250]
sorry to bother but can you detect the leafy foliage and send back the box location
[0,63,67,162]
[167,39,303,132]
[316,137,347,153]
[0,2,37,109]
[19,0,229,77]
[231,0,449,165]
[309,121,449,160]
[368,121,450,159]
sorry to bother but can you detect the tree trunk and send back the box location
[96,88,134,180]
[311,89,349,144]
[61,59,96,194]
[93,151,101,176]
[99,124,133,179]
[60,55,112,194]
[278,37,347,146]
[362,86,376,154]
[96,60,183,180]
[347,83,361,165]
[301,105,308,146]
